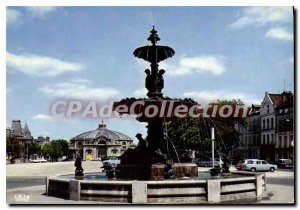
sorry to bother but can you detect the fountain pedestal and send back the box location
[116,164,165,180]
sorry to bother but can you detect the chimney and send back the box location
[282,91,288,103]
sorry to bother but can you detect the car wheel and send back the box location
[111,163,116,167]
[251,167,256,172]
[270,167,275,172]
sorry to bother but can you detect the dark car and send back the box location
[276,159,293,168]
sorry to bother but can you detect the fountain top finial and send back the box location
[147,25,160,45]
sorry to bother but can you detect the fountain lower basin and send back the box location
[46,171,266,204]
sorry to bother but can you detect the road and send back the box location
[7,176,46,190]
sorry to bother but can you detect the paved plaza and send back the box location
[6,161,295,204]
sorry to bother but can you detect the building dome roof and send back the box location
[71,123,132,141]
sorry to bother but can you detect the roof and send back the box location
[268,91,293,108]
[248,104,261,116]
[11,120,23,136]
[268,94,282,106]
[71,123,133,141]
[23,123,33,139]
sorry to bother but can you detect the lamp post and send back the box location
[291,140,294,167]
[211,127,215,168]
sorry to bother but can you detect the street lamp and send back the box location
[211,127,215,168]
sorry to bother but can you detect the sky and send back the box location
[6,6,294,142]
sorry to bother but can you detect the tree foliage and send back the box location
[6,136,23,161]
[165,99,246,159]
[28,141,42,156]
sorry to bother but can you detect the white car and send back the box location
[243,159,277,172]
[102,157,120,169]
[29,158,47,163]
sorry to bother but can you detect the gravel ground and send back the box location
[6,161,103,177]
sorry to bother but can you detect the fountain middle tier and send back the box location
[112,97,196,122]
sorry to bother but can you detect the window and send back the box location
[263,119,265,129]
[256,161,262,164]
[267,105,269,114]
[267,119,269,129]
[279,136,282,147]
[267,135,269,144]
[263,135,266,144]
[247,160,254,164]
[279,109,283,114]
[262,161,267,164]
[285,108,288,113]
[271,118,274,129]
[284,136,287,147]
[271,134,274,144]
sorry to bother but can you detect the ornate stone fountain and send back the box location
[112,26,197,180]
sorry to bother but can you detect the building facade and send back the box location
[69,122,134,160]
[234,105,261,159]
[235,91,294,163]
[260,92,278,162]
[275,92,294,161]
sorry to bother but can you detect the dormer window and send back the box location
[266,105,269,114]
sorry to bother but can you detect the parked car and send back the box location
[102,157,120,170]
[276,159,293,168]
[29,158,47,163]
[236,159,259,170]
[91,157,101,161]
[243,159,277,172]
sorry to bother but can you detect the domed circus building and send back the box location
[69,122,134,160]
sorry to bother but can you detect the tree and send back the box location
[41,143,52,159]
[28,141,42,157]
[55,139,69,156]
[165,99,246,160]
[6,136,23,163]
[42,139,69,162]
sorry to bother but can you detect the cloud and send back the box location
[39,79,120,100]
[25,6,58,19]
[7,8,21,25]
[133,88,147,98]
[183,90,261,105]
[265,27,293,41]
[32,114,68,122]
[160,55,226,76]
[7,52,83,77]
[228,7,292,29]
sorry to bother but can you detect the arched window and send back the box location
[98,140,106,145]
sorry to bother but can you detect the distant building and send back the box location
[35,136,50,145]
[69,122,134,160]
[6,120,34,161]
[234,104,261,159]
